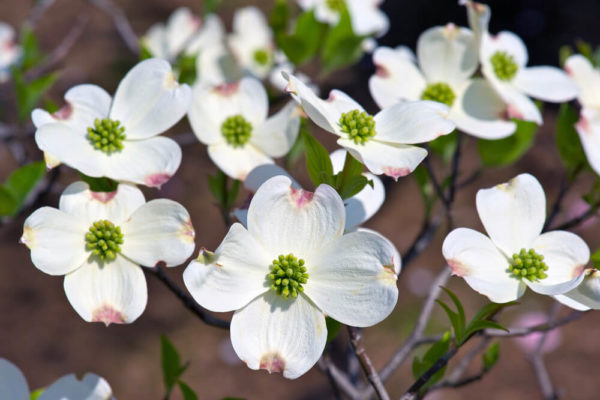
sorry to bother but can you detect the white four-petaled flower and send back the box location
[33,58,192,188]
[0,22,20,83]
[188,77,300,180]
[0,358,113,400]
[184,176,399,378]
[21,181,195,325]
[285,72,455,179]
[370,24,516,139]
[443,173,589,303]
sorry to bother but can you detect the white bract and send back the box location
[0,22,20,82]
[285,72,455,179]
[555,268,600,311]
[479,23,578,124]
[298,0,389,37]
[141,7,224,61]
[188,77,300,180]
[33,59,191,188]
[369,24,516,139]
[443,173,589,303]
[228,7,275,79]
[0,358,113,400]
[184,176,399,378]
[564,55,600,176]
[21,181,195,325]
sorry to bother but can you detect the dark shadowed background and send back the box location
[1,0,600,399]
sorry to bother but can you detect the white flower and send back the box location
[0,22,20,83]
[555,268,600,311]
[227,7,275,79]
[284,72,455,179]
[442,173,589,303]
[184,175,398,378]
[141,8,224,61]
[21,181,195,325]
[479,28,578,124]
[268,53,318,94]
[188,77,300,180]
[298,0,389,37]
[564,55,600,176]
[369,25,516,139]
[0,358,113,400]
[33,59,191,188]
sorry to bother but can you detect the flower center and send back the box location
[421,82,456,107]
[326,0,345,12]
[253,49,270,66]
[221,114,253,148]
[339,109,376,145]
[85,220,124,262]
[268,254,309,299]
[509,248,548,281]
[87,118,126,154]
[490,51,518,81]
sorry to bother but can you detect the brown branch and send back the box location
[484,310,586,337]
[86,0,140,54]
[318,356,360,400]
[347,327,390,400]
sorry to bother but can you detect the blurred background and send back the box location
[1,0,600,399]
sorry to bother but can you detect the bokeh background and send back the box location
[1,0,600,399]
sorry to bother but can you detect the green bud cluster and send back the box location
[509,248,548,281]
[490,51,519,81]
[339,109,377,145]
[421,82,456,107]
[85,220,124,262]
[253,49,270,66]
[268,254,309,299]
[221,114,253,148]
[326,0,345,12]
[87,118,126,154]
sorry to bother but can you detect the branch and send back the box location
[318,356,359,400]
[347,327,390,400]
[543,178,569,231]
[553,207,598,231]
[400,346,459,400]
[26,0,56,27]
[484,310,586,337]
[402,214,442,267]
[146,265,230,329]
[87,0,140,54]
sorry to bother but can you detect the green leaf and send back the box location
[139,43,153,60]
[575,40,594,64]
[591,248,600,270]
[463,320,508,342]
[321,9,364,73]
[556,103,587,171]
[436,300,463,344]
[208,170,227,205]
[335,152,367,199]
[160,335,188,396]
[178,381,198,400]
[470,301,519,324]
[14,69,59,123]
[0,187,18,216]
[285,125,306,170]
[429,131,458,163]
[438,287,466,342]
[326,317,342,343]
[225,179,241,210]
[412,331,451,391]
[269,0,289,37]
[204,0,222,15]
[477,119,538,166]
[3,161,45,212]
[482,342,500,371]
[20,25,44,71]
[30,389,44,400]
[176,54,198,85]
[78,173,118,193]
[303,132,334,187]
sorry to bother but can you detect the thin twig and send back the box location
[146,265,230,329]
[26,0,56,27]
[423,156,449,208]
[447,133,463,205]
[318,356,357,400]
[87,0,140,54]
[400,347,459,400]
[445,336,491,384]
[347,326,390,400]
[553,207,598,231]
[402,214,442,266]
[543,178,569,232]
[484,310,586,337]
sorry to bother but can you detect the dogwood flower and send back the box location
[33,59,191,187]
[0,358,113,400]
[21,181,195,325]
[284,72,455,179]
[141,8,224,61]
[443,173,589,303]
[564,55,600,176]
[0,22,20,82]
[369,25,516,139]
[228,7,275,79]
[184,175,399,378]
[297,0,389,37]
[188,77,300,180]
[555,268,600,310]
[478,20,578,124]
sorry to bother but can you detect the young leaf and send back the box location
[161,335,188,396]
[436,300,463,344]
[477,119,538,167]
[325,317,342,343]
[225,179,241,210]
[463,320,508,342]
[14,70,59,123]
[178,381,198,400]
[207,171,227,205]
[555,103,587,171]
[19,25,44,71]
[321,10,364,73]
[303,132,334,187]
[411,331,451,391]
[2,161,45,215]
[269,0,289,36]
[277,11,325,66]
[177,54,198,86]
[0,187,17,216]
[79,173,119,193]
[591,248,600,270]
[470,301,519,324]
[482,342,500,371]
[335,151,367,199]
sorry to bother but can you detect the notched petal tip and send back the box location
[214,82,240,96]
[259,352,286,374]
[20,227,35,248]
[163,70,180,89]
[379,262,398,285]
[90,191,118,203]
[53,103,73,120]
[92,304,126,326]
[290,187,314,207]
[448,259,469,277]
[383,167,411,181]
[178,218,196,243]
[144,173,171,188]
